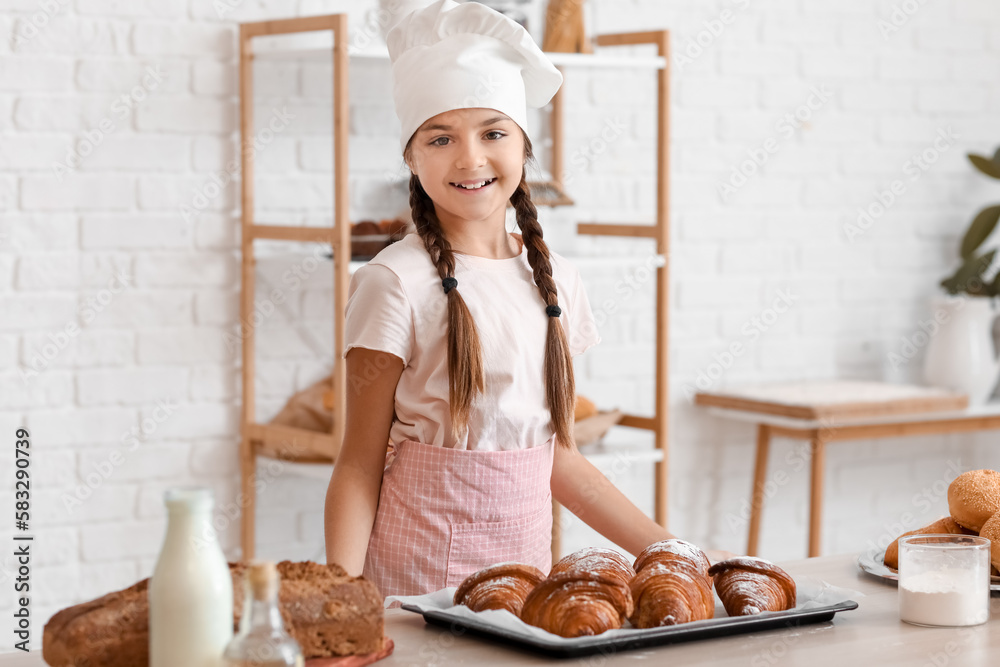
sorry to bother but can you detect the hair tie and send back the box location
[545,305,561,318]
[442,277,458,294]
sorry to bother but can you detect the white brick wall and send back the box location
[2,0,1000,651]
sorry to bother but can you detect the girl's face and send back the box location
[407,108,525,227]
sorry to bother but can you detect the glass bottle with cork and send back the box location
[223,561,304,667]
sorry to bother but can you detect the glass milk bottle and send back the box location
[223,561,304,667]
[149,487,234,667]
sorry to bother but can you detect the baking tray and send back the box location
[401,601,858,659]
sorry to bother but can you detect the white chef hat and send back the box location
[386,0,563,152]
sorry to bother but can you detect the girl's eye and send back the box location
[485,130,505,140]
[431,137,449,146]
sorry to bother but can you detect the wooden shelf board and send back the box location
[248,419,659,468]
[250,224,337,243]
[577,222,660,239]
[578,441,663,466]
[569,254,667,269]
[527,180,574,207]
[251,43,666,69]
[247,422,337,463]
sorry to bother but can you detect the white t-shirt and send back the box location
[344,232,600,452]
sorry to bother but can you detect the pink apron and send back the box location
[362,435,555,598]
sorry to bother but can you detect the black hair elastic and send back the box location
[442,277,458,294]
[546,305,562,318]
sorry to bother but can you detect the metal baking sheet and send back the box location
[401,601,858,659]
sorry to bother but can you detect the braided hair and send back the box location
[404,133,576,447]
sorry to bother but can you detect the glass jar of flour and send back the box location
[898,535,991,627]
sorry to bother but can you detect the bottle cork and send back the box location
[248,561,279,600]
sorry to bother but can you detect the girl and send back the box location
[324,0,728,597]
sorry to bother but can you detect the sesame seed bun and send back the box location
[948,469,1000,532]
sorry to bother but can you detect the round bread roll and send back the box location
[948,469,1000,532]
[574,395,598,422]
[379,218,409,240]
[351,220,380,236]
[980,511,1000,573]
[883,516,973,570]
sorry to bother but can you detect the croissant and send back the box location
[883,517,975,569]
[708,557,796,616]
[633,539,711,579]
[549,547,635,587]
[520,571,634,638]
[452,562,545,615]
[628,562,715,628]
[626,540,714,628]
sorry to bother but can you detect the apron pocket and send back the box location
[444,502,552,588]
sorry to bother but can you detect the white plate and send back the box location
[858,549,1000,592]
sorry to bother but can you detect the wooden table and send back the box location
[5,553,998,666]
[701,400,1000,558]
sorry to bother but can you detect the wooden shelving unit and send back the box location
[237,13,671,562]
[548,29,671,557]
[238,14,350,561]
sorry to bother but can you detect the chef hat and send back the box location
[386,0,563,152]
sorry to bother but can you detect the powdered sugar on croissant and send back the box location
[453,562,545,615]
[633,539,711,578]
[708,557,796,616]
[628,540,715,628]
[549,547,635,586]
[629,563,715,627]
[520,571,634,638]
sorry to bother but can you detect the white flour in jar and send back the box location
[899,569,989,626]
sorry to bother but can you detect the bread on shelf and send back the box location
[350,219,411,260]
[572,395,624,447]
[574,395,598,421]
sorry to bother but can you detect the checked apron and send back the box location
[362,435,555,597]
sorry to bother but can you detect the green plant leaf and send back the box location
[960,205,1000,259]
[968,153,1000,179]
[942,250,996,296]
[940,275,961,295]
[993,146,1000,164]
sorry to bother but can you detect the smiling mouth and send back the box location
[450,178,496,191]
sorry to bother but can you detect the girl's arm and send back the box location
[551,442,735,563]
[324,347,405,575]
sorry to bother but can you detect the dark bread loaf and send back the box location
[43,561,385,667]
[274,561,384,658]
[42,574,151,667]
